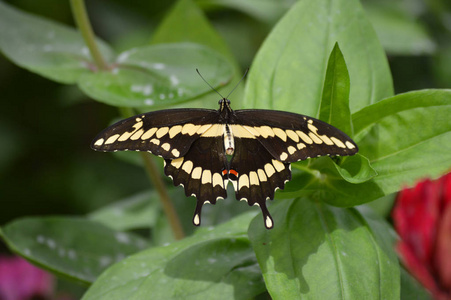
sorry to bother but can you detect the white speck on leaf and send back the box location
[81,46,89,56]
[153,63,165,70]
[68,249,77,260]
[115,232,130,244]
[169,75,179,85]
[99,256,112,267]
[144,99,154,105]
[36,235,45,243]
[46,239,56,249]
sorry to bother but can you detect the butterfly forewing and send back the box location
[233,110,358,163]
[91,109,219,159]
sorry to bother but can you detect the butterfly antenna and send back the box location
[196,68,225,99]
[226,68,249,99]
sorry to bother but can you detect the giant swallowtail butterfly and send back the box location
[91,80,358,229]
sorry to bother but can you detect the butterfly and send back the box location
[91,94,358,229]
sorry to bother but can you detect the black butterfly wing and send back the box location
[229,137,291,229]
[164,131,228,227]
[91,109,220,159]
[233,109,358,163]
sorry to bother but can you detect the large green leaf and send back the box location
[354,89,451,192]
[151,0,244,109]
[248,199,400,299]
[0,217,149,284]
[82,213,265,300]
[78,43,233,108]
[244,0,393,114]
[88,190,160,231]
[0,1,114,84]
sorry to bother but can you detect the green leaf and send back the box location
[196,0,293,24]
[0,1,114,84]
[354,89,451,192]
[82,213,265,300]
[88,190,160,231]
[280,154,377,207]
[244,0,393,114]
[249,199,400,299]
[151,0,244,109]
[78,43,233,108]
[319,43,352,136]
[0,217,149,284]
[332,154,378,184]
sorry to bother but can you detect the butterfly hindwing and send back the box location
[164,132,228,226]
[233,110,358,163]
[229,137,291,229]
[91,109,219,159]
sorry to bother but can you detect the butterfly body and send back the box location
[92,98,358,229]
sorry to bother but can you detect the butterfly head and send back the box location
[218,98,233,112]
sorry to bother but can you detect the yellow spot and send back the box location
[212,173,223,187]
[297,143,306,149]
[239,174,250,189]
[196,124,212,135]
[105,134,120,145]
[288,146,296,155]
[331,137,346,148]
[266,216,273,228]
[201,170,212,184]
[242,125,260,137]
[257,169,267,182]
[319,135,334,145]
[192,167,202,179]
[161,143,170,151]
[156,127,169,138]
[286,130,299,142]
[94,138,104,146]
[182,160,193,174]
[171,157,184,169]
[193,214,200,225]
[141,128,157,140]
[273,128,287,141]
[249,171,259,186]
[230,125,255,139]
[201,124,222,137]
[309,132,323,144]
[296,130,313,144]
[264,163,276,177]
[135,117,142,122]
[345,141,356,149]
[150,138,160,145]
[182,123,201,135]
[118,121,143,141]
[171,148,180,157]
[272,159,285,172]
[130,129,144,140]
[169,125,182,138]
[280,152,288,161]
[255,126,274,138]
[308,119,313,124]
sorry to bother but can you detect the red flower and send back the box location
[393,172,451,300]
[0,255,54,300]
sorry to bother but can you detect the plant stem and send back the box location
[70,0,108,70]
[121,107,185,240]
